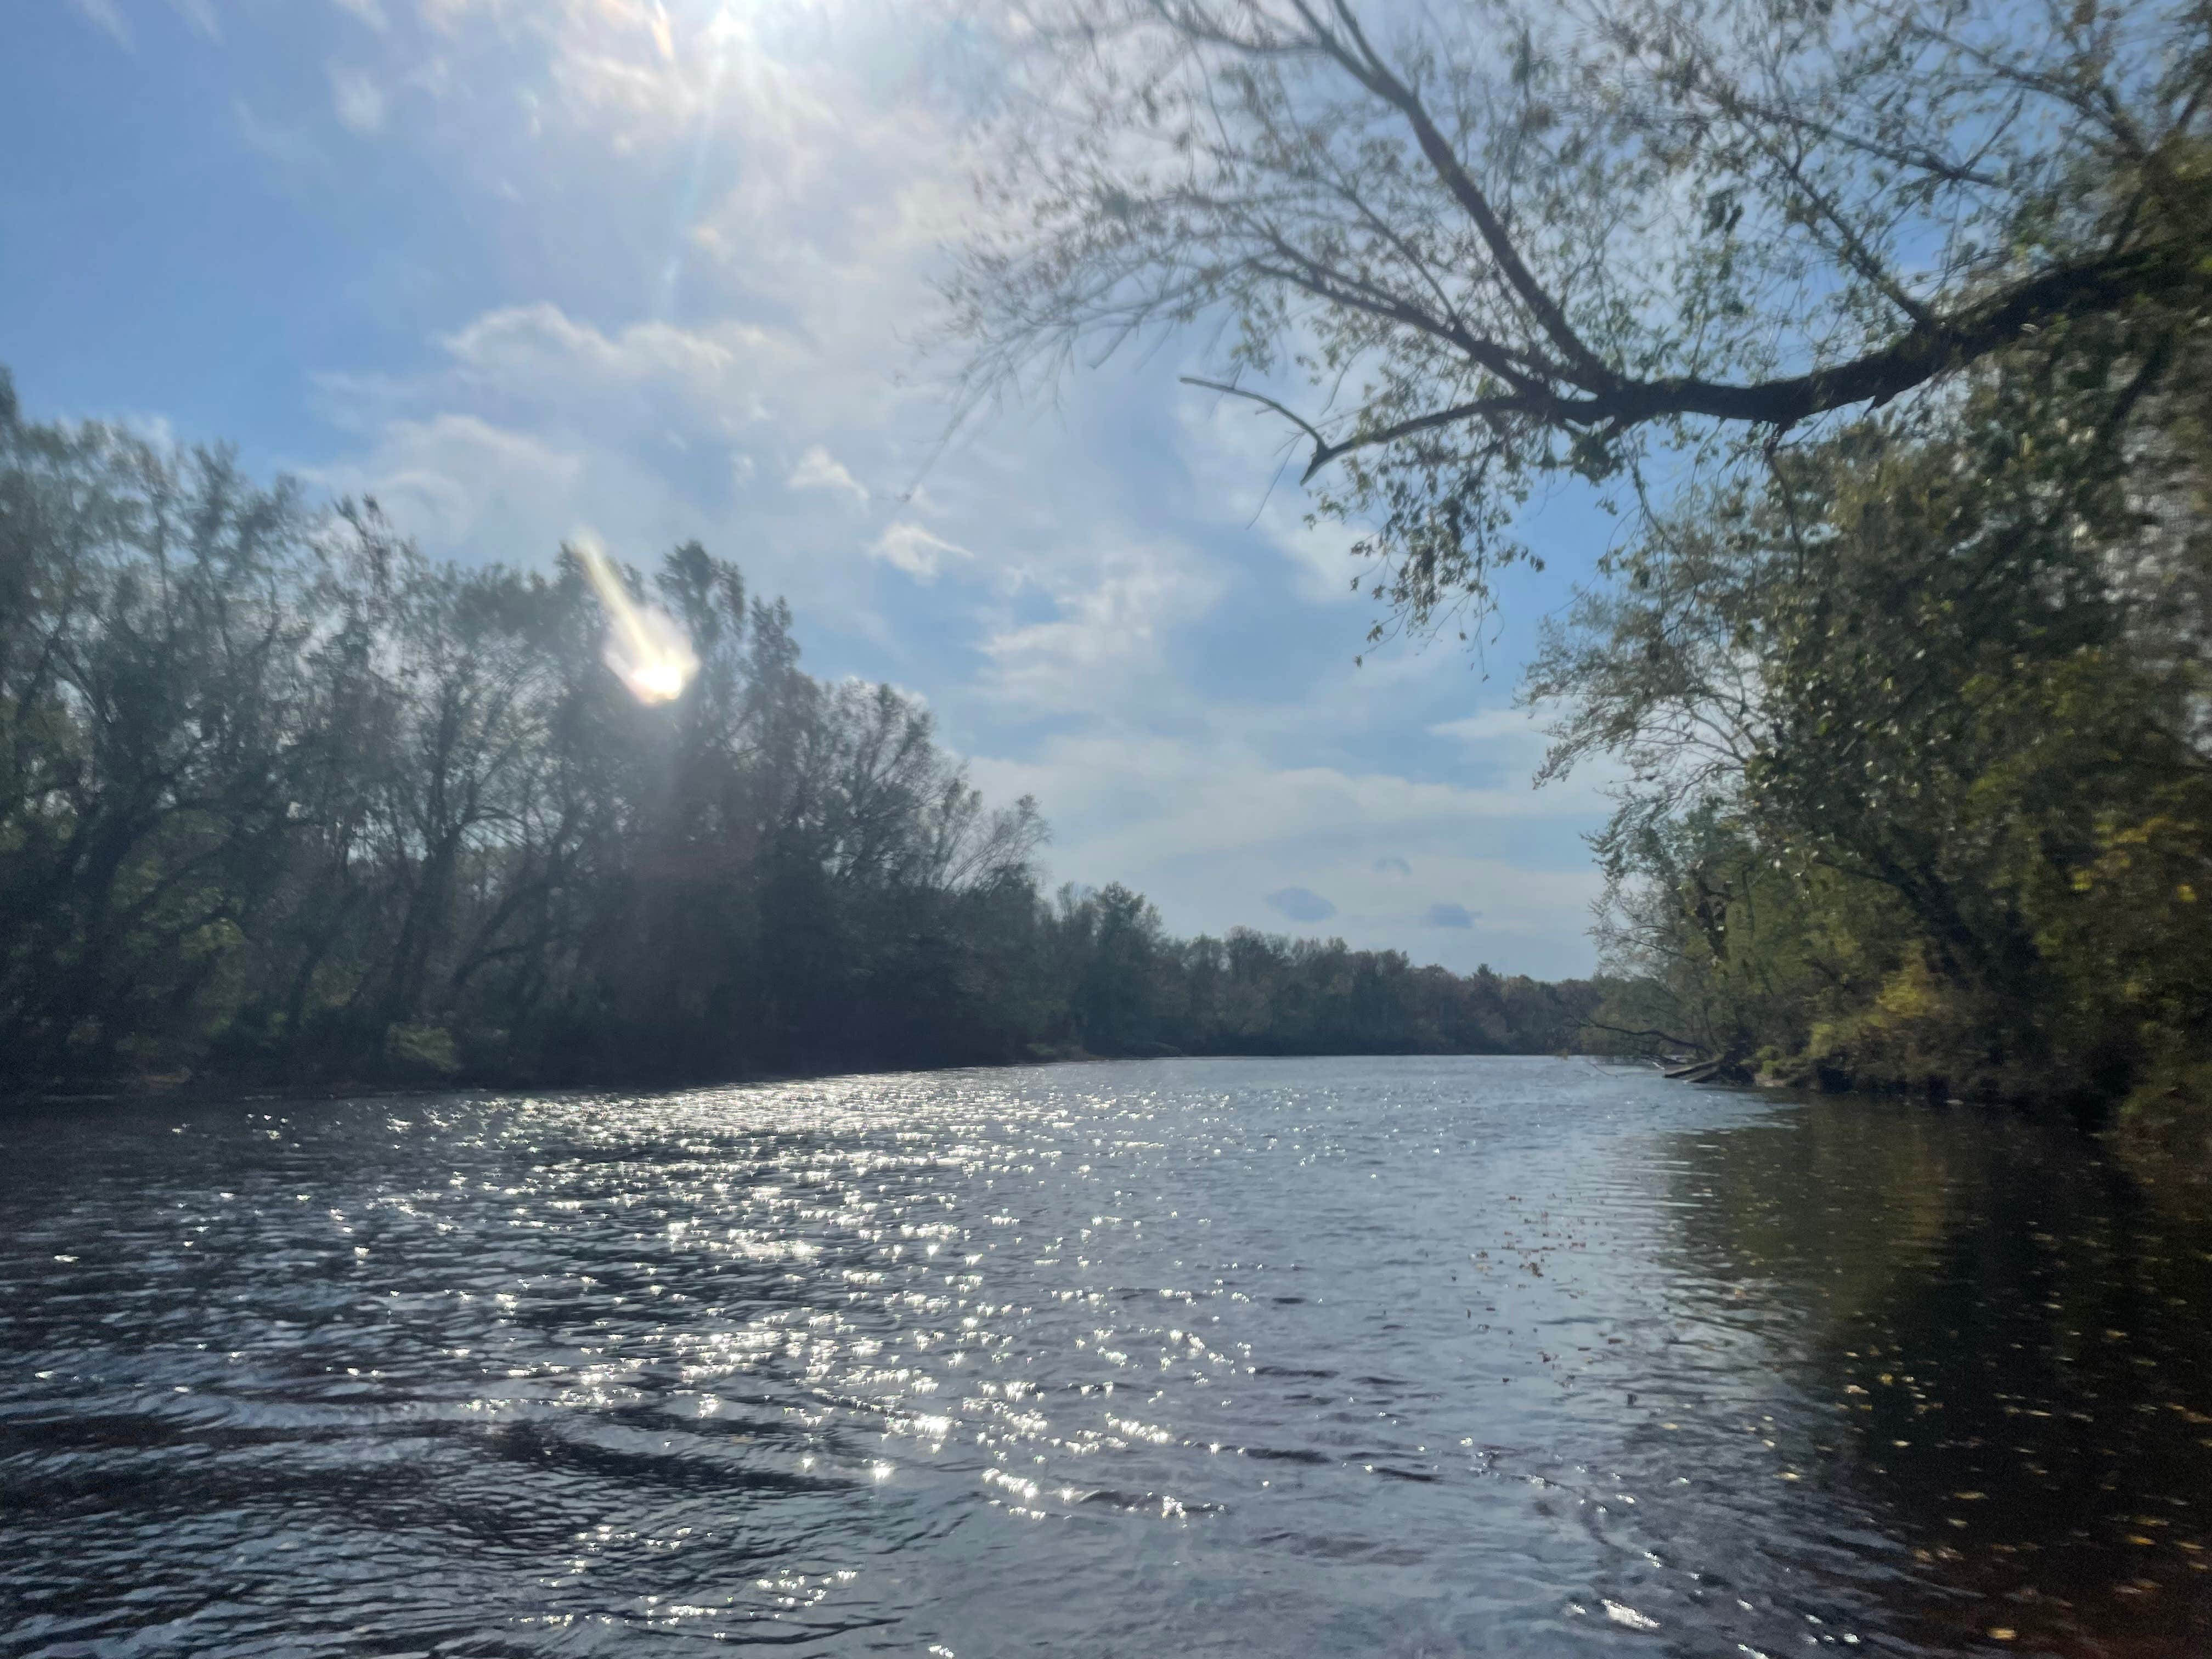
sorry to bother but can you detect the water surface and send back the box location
[5,1057,2209,1656]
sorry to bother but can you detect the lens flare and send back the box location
[573,531,699,705]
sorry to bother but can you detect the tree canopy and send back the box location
[951,0,2211,622]
[1544,304,2211,1116]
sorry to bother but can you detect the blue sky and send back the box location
[2,0,1626,978]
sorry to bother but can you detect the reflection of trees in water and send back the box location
[1668,1101,2212,1655]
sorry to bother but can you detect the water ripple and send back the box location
[4,1057,2209,1656]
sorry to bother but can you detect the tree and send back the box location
[0,369,1612,1094]
[0,398,315,1076]
[950,0,2211,626]
[1540,327,2212,1103]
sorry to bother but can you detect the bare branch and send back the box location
[1180,374,1331,453]
[1289,0,1620,388]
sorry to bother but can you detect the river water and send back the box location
[5,1057,2210,1657]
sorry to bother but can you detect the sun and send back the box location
[572,530,702,706]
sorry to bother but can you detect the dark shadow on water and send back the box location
[1665,1097,2212,1655]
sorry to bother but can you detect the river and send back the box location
[4,1056,2209,1656]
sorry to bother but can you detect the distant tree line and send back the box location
[0,373,1598,1094]
[1034,882,1603,1060]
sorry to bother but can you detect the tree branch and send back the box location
[1579,1017,1709,1052]
[1200,235,2204,475]
[1288,0,1620,388]
[1180,376,1333,452]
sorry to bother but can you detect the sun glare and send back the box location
[574,530,701,705]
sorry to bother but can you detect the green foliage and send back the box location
[1542,302,2212,1117]
[382,1024,461,1081]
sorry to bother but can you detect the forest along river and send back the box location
[5,1057,2211,1658]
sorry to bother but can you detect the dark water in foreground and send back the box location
[5,1058,2211,1658]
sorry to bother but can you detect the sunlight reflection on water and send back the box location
[3,1057,2210,1656]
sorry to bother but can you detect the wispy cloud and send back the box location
[232,99,325,180]
[967,715,1609,977]
[171,0,221,40]
[328,64,387,134]
[68,0,132,47]
[1430,708,1549,745]
[787,445,867,503]
[870,522,968,580]
[979,548,1223,713]
[329,0,389,31]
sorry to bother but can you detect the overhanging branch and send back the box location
[1194,236,2204,476]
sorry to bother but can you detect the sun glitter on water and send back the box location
[572,530,699,705]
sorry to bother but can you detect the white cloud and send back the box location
[979,549,1222,713]
[302,298,882,624]
[992,736,1589,865]
[870,522,968,581]
[968,723,1607,976]
[1430,708,1547,744]
[1180,390,1369,606]
[342,302,893,458]
[787,445,867,503]
[329,64,387,135]
[232,99,325,179]
[265,0,1617,974]
[305,414,585,548]
[304,410,737,596]
[171,0,221,40]
[330,0,389,30]
[436,304,773,409]
[68,0,132,47]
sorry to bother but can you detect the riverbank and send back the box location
[1645,1045,2212,1218]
